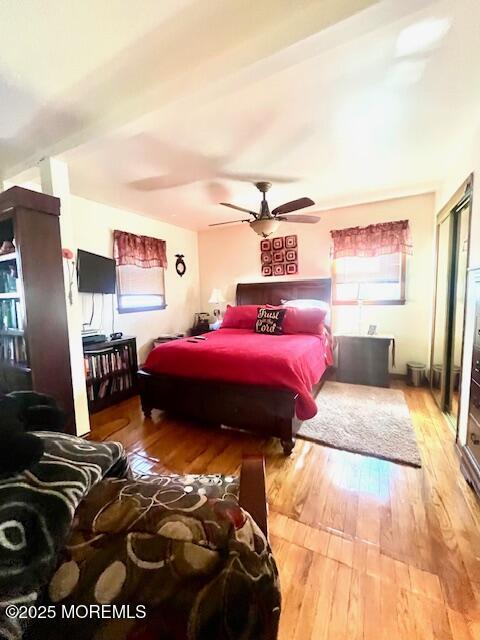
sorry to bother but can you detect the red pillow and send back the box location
[221,305,259,329]
[266,305,326,334]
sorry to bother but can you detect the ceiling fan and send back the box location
[209,181,321,237]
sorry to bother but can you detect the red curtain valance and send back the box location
[113,230,167,269]
[330,219,412,259]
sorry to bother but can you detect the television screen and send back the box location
[77,250,116,294]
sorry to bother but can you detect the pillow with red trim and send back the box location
[221,305,259,330]
[267,305,327,335]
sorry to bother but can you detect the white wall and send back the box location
[39,159,91,438]
[199,192,436,373]
[70,195,200,364]
[2,175,200,433]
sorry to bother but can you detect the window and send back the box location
[330,220,411,305]
[117,263,166,313]
[114,230,167,313]
[332,252,406,304]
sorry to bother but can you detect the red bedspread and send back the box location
[143,328,333,420]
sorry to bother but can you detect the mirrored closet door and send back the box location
[431,214,452,407]
[430,175,473,432]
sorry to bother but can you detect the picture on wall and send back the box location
[260,235,298,277]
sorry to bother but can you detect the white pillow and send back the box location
[281,298,331,327]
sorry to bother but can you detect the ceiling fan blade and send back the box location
[277,214,320,224]
[128,175,190,190]
[220,202,257,215]
[209,219,250,227]
[272,197,315,216]
[205,181,231,203]
[220,171,299,184]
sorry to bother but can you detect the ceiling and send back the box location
[1,0,480,230]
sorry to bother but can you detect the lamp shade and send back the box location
[208,288,225,305]
[250,219,280,238]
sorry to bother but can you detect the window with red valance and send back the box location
[113,230,167,313]
[330,220,412,305]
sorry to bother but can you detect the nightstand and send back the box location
[189,324,211,336]
[334,333,395,388]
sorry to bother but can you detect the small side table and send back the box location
[334,333,395,388]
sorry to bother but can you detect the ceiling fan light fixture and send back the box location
[214,181,317,234]
[249,218,280,238]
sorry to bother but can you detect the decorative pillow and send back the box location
[221,304,259,329]
[267,305,327,335]
[34,474,280,640]
[282,298,331,327]
[255,307,286,335]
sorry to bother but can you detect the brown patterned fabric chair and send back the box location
[28,456,280,640]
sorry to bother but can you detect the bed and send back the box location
[138,278,332,454]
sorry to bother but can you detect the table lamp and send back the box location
[208,288,226,322]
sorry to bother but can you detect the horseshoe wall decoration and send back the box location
[175,254,186,277]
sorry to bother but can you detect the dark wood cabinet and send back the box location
[461,270,480,496]
[467,414,480,466]
[335,334,393,387]
[84,336,138,413]
[0,186,75,431]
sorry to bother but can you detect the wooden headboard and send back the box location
[236,279,331,306]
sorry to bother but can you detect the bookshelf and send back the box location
[0,187,75,432]
[83,336,138,413]
[0,251,25,366]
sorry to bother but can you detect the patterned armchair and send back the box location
[0,433,280,640]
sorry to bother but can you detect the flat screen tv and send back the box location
[77,249,116,294]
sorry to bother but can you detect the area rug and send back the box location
[298,381,421,467]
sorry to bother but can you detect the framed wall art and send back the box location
[260,235,298,277]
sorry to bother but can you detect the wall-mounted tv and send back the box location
[77,249,116,294]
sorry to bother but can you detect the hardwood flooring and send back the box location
[89,383,480,639]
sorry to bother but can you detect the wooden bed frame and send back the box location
[138,278,332,455]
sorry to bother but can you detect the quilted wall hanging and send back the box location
[260,235,298,277]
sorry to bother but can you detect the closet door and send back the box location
[431,215,453,407]
[430,175,472,436]
[447,202,471,421]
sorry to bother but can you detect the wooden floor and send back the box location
[90,383,480,639]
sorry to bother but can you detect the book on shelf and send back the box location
[86,372,133,402]
[84,342,135,403]
[15,300,24,330]
[0,298,23,330]
[0,297,26,365]
[0,334,27,364]
[0,263,18,294]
